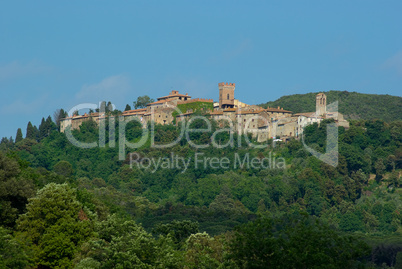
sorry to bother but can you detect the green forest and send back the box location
[1,99,402,268]
[260,91,402,122]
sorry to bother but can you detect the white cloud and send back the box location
[0,95,48,115]
[207,39,252,64]
[382,50,402,76]
[0,60,52,81]
[75,74,131,102]
[222,39,252,61]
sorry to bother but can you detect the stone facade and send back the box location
[219,82,235,109]
[60,83,349,143]
[316,93,327,116]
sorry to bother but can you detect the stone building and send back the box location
[316,93,327,116]
[157,90,191,102]
[60,112,107,133]
[219,82,235,109]
[60,82,349,143]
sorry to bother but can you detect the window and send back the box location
[227,94,229,100]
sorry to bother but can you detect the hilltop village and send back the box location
[60,82,349,141]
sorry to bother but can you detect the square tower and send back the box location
[316,93,327,116]
[219,82,235,109]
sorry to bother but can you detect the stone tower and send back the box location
[316,93,327,116]
[219,82,235,109]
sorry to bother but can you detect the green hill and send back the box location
[259,91,402,122]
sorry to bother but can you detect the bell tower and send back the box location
[316,93,327,116]
[219,82,235,109]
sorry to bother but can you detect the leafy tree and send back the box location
[38,116,57,140]
[15,128,23,143]
[53,108,68,129]
[372,244,402,267]
[26,121,37,140]
[133,95,154,109]
[339,211,365,232]
[0,227,33,268]
[0,153,35,227]
[230,213,370,268]
[97,101,114,113]
[77,214,181,268]
[38,117,46,140]
[17,183,93,268]
[53,160,74,178]
[183,232,225,268]
[374,158,385,182]
[209,193,250,217]
[124,104,132,111]
[395,251,402,269]
[260,91,402,122]
[153,220,199,246]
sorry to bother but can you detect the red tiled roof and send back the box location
[148,99,174,105]
[265,107,292,113]
[122,108,146,113]
[157,93,191,100]
[210,111,223,115]
[236,110,264,115]
[123,111,146,116]
[294,112,316,117]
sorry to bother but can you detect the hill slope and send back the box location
[259,91,402,122]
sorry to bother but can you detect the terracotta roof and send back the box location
[265,107,292,113]
[122,108,146,114]
[123,111,146,116]
[294,112,317,117]
[210,111,223,115]
[236,109,264,115]
[72,115,88,119]
[157,93,191,100]
[61,111,107,121]
[148,99,174,105]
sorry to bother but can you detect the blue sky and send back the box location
[1,1,401,139]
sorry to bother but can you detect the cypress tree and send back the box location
[45,116,56,136]
[15,128,23,143]
[53,109,68,129]
[39,118,46,140]
[26,122,36,140]
[33,126,39,141]
[125,104,132,111]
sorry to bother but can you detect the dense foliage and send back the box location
[260,91,402,122]
[0,110,401,267]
